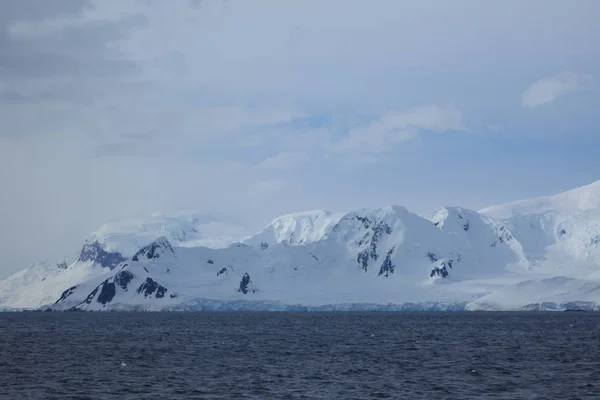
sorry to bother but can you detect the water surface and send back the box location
[1,312,599,399]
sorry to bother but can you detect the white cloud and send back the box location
[180,106,305,138]
[331,105,465,154]
[487,124,501,132]
[1,0,600,277]
[248,179,289,195]
[521,72,595,109]
[255,152,311,170]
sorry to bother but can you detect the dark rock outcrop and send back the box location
[78,241,126,269]
[53,285,78,305]
[132,239,174,262]
[114,270,134,291]
[82,285,100,305]
[136,277,167,298]
[357,250,369,272]
[353,215,393,272]
[497,226,513,244]
[378,247,396,277]
[238,273,252,294]
[430,259,453,278]
[79,278,119,306]
[97,281,116,304]
[430,265,449,278]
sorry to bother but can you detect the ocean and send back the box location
[1,312,599,399]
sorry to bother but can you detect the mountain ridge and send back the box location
[2,180,600,311]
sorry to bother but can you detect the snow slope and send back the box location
[87,212,247,258]
[243,210,344,247]
[0,260,107,309]
[2,180,600,311]
[48,205,527,311]
[0,213,246,309]
[481,180,600,219]
[480,180,600,271]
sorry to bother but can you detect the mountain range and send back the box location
[2,180,600,311]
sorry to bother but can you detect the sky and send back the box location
[1,0,600,277]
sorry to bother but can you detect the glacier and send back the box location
[2,180,600,312]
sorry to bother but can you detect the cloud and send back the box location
[255,152,311,170]
[1,1,600,278]
[331,105,465,154]
[486,124,501,132]
[521,72,595,109]
[179,106,305,138]
[2,9,145,81]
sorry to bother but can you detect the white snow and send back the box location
[244,209,344,247]
[2,180,600,311]
[481,180,600,219]
[480,180,600,271]
[0,260,108,309]
[88,213,247,256]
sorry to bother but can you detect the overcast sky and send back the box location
[1,0,600,277]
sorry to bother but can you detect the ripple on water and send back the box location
[1,312,600,399]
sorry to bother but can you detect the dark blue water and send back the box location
[1,312,600,399]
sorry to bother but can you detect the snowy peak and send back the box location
[78,241,127,269]
[88,213,245,257]
[327,206,452,278]
[430,206,475,232]
[244,209,343,247]
[3,179,600,312]
[331,205,428,248]
[64,269,170,311]
[481,180,600,219]
[478,180,600,267]
[131,237,175,262]
[429,206,516,248]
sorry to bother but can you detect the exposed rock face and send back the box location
[350,214,394,273]
[82,285,100,305]
[430,260,453,278]
[430,265,449,278]
[97,282,116,304]
[136,278,167,298]
[78,241,126,269]
[378,248,395,277]
[53,285,78,304]
[239,273,252,294]
[132,238,174,262]
[491,226,514,247]
[357,251,369,272]
[79,279,119,305]
[114,270,134,290]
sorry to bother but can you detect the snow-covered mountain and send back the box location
[480,181,600,273]
[2,180,600,311]
[243,210,344,247]
[84,212,247,263]
[0,213,247,309]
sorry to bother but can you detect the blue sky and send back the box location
[0,0,599,275]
